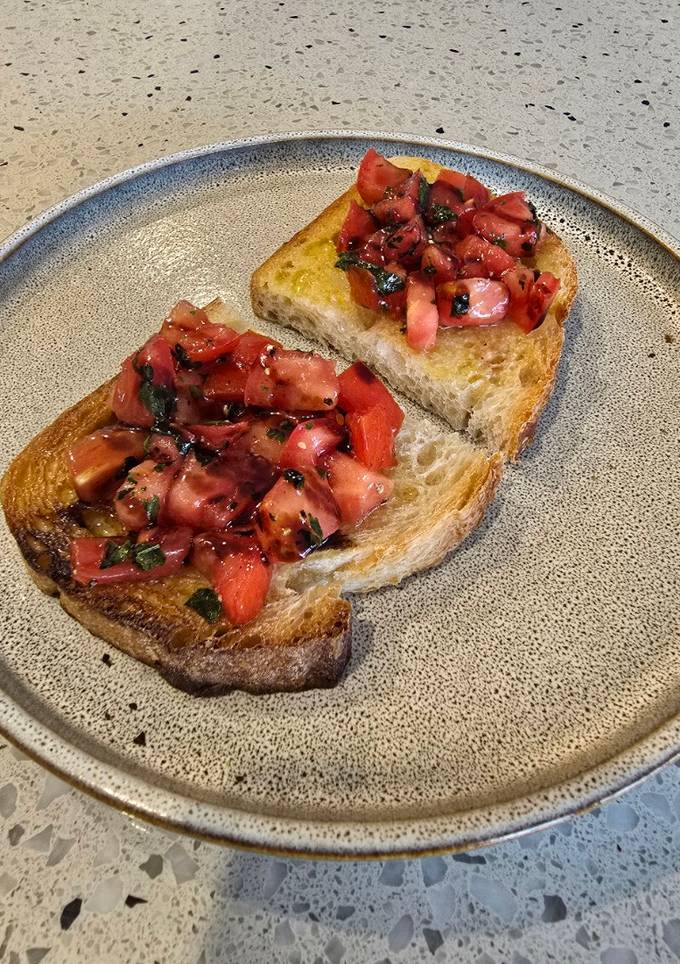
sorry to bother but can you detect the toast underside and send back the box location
[1,299,501,694]
[251,155,578,460]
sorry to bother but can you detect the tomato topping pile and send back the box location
[335,148,561,349]
[68,305,402,626]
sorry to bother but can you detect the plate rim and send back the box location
[1,129,680,860]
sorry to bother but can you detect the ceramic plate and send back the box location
[1,132,679,858]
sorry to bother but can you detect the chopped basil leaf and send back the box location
[335,252,406,296]
[172,343,200,369]
[137,362,154,382]
[430,203,457,225]
[418,176,430,211]
[451,292,470,316]
[116,487,133,501]
[266,419,294,443]
[131,542,165,571]
[308,514,324,547]
[153,462,167,472]
[139,381,175,423]
[316,467,329,479]
[185,587,222,622]
[100,540,133,569]
[283,468,305,490]
[491,235,507,249]
[143,495,160,524]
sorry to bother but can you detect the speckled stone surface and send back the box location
[1,0,679,960]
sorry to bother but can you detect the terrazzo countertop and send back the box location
[1,0,679,960]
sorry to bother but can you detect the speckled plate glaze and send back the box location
[1,131,679,859]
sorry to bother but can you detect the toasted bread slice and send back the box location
[1,300,501,695]
[251,155,578,458]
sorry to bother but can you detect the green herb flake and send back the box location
[430,203,457,225]
[308,514,324,547]
[266,419,294,443]
[100,540,133,569]
[116,487,133,501]
[138,380,176,423]
[131,542,165,571]
[185,587,222,623]
[335,252,406,297]
[143,495,160,524]
[316,467,329,480]
[283,468,305,490]
[491,235,507,249]
[173,343,200,370]
[451,292,470,317]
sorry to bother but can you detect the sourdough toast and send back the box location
[1,299,501,695]
[251,156,578,458]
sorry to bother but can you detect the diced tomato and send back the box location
[186,421,249,451]
[437,168,490,206]
[173,369,206,424]
[472,211,540,259]
[431,219,462,254]
[371,194,417,226]
[144,428,191,463]
[137,334,176,387]
[70,527,192,586]
[166,451,273,530]
[455,234,516,279]
[531,271,560,321]
[114,459,178,530]
[256,471,340,562]
[485,191,536,223]
[111,333,177,428]
[244,349,339,412]
[347,408,396,471]
[380,215,428,268]
[455,203,478,240]
[338,361,404,433]
[68,427,147,503]
[425,180,467,226]
[231,331,283,369]
[161,300,240,365]
[191,531,271,626]
[324,451,393,526]
[244,414,296,464]
[356,148,411,204]
[203,360,249,405]
[279,418,343,469]
[357,227,390,266]
[502,266,560,333]
[337,200,378,252]
[111,355,154,428]
[347,265,382,311]
[381,262,408,316]
[437,278,510,328]
[405,272,438,352]
[397,170,425,205]
[420,244,459,285]
[214,546,271,625]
